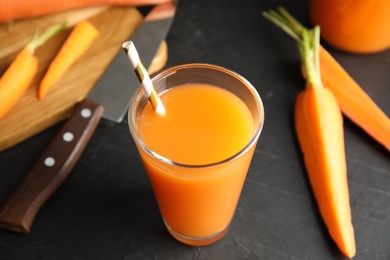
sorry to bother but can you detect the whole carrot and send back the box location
[263,7,390,152]
[319,48,390,151]
[38,20,99,99]
[0,0,172,22]
[264,10,356,258]
[0,23,66,120]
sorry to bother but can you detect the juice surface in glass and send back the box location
[139,83,254,165]
[310,0,390,53]
[129,64,264,246]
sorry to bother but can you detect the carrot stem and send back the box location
[0,22,66,120]
[263,9,356,258]
[263,7,390,151]
[38,20,99,99]
[28,22,67,51]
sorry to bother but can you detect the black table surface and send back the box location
[1,0,390,259]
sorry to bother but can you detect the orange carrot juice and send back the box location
[128,64,264,246]
[139,84,254,165]
[310,0,390,53]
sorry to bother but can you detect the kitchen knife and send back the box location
[0,1,176,234]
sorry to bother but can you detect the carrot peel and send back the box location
[0,22,66,120]
[38,20,99,99]
[264,9,356,258]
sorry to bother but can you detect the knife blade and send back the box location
[0,1,176,234]
[89,2,176,123]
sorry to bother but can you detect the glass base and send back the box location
[165,224,230,246]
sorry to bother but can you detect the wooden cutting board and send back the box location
[0,6,167,152]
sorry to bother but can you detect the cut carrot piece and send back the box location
[0,23,66,120]
[38,20,99,99]
[295,85,356,258]
[0,47,38,119]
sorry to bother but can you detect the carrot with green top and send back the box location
[38,20,99,99]
[0,23,66,120]
[264,7,390,152]
[264,10,356,258]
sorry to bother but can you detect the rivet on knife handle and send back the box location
[0,99,104,233]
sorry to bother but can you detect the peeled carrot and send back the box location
[264,7,390,152]
[264,10,356,258]
[0,0,172,22]
[0,23,66,120]
[38,20,99,99]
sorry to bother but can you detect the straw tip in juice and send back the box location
[155,101,166,115]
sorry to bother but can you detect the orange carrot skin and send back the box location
[295,85,356,258]
[38,20,99,99]
[0,47,38,120]
[319,46,390,151]
[0,0,172,22]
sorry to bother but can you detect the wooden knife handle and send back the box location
[0,99,104,233]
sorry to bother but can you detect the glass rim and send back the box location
[128,63,265,168]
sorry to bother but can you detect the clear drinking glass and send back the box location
[128,63,264,246]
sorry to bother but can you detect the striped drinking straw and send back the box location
[122,41,166,115]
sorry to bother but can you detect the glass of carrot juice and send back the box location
[128,63,264,246]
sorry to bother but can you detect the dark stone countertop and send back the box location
[1,0,390,259]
